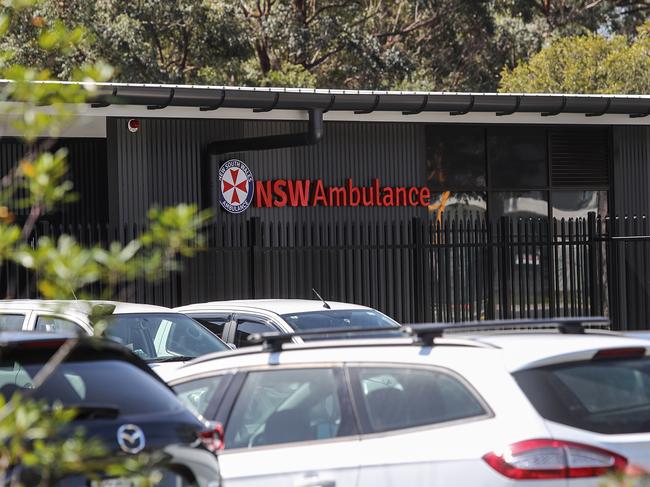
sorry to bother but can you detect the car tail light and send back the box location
[593,347,646,360]
[198,422,224,453]
[483,439,627,479]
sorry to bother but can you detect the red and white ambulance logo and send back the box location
[218,159,254,214]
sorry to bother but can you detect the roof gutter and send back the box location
[206,108,323,155]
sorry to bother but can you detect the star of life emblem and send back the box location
[218,159,254,213]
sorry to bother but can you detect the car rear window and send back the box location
[514,357,650,434]
[280,310,400,339]
[0,358,184,416]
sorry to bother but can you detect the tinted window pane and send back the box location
[104,313,227,362]
[35,316,84,334]
[193,315,230,339]
[280,310,399,336]
[489,128,547,187]
[234,320,275,348]
[514,358,650,434]
[225,368,350,449]
[428,192,486,221]
[0,359,183,415]
[491,191,548,220]
[426,126,486,188]
[552,191,608,219]
[0,314,24,331]
[174,375,225,416]
[351,367,486,433]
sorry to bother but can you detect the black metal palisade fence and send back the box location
[2,214,650,330]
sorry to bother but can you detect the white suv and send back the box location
[174,299,400,347]
[161,319,650,487]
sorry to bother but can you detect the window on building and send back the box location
[426,126,486,189]
[491,191,549,220]
[488,127,548,188]
[552,190,608,219]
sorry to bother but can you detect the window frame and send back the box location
[218,363,358,452]
[0,312,29,332]
[170,371,236,420]
[423,124,611,222]
[187,312,233,340]
[345,362,493,437]
[230,313,282,348]
[33,313,89,334]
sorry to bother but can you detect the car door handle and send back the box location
[294,477,336,487]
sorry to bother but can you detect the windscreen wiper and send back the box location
[148,355,195,363]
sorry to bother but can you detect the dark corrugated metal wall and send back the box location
[106,117,427,226]
[612,126,650,220]
[0,138,107,225]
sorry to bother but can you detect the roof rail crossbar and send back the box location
[496,96,521,116]
[402,95,429,115]
[450,95,474,116]
[585,98,611,117]
[541,96,566,116]
[91,87,118,108]
[199,90,226,111]
[248,325,404,352]
[247,317,610,352]
[354,95,381,114]
[405,317,610,345]
[147,88,175,110]
[253,92,280,113]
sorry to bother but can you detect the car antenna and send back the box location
[312,288,331,309]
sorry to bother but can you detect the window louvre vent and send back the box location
[551,129,609,187]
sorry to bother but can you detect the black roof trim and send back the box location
[4,81,650,117]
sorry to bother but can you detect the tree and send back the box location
[0,0,211,485]
[498,21,650,93]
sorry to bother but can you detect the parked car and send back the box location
[174,299,400,347]
[0,331,221,486]
[160,318,650,487]
[0,300,229,372]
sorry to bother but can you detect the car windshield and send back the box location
[514,356,650,434]
[103,313,228,362]
[280,309,400,340]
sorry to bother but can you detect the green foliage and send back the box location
[0,393,162,486]
[499,21,650,94]
[0,0,648,91]
[0,1,213,485]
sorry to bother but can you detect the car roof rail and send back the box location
[246,317,610,352]
[405,316,610,346]
[247,326,404,352]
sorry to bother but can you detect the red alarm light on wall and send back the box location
[127,119,140,133]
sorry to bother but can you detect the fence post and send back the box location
[498,216,512,319]
[412,217,426,322]
[248,217,261,299]
[586,212,600,316]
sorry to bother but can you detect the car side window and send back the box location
[224,368,353,449]
[233,319,276,348]
[35,316,84,334]
[349,366,487,434]
[173,375,226,417]
[0,314,25,331]
[193,314,230,339]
